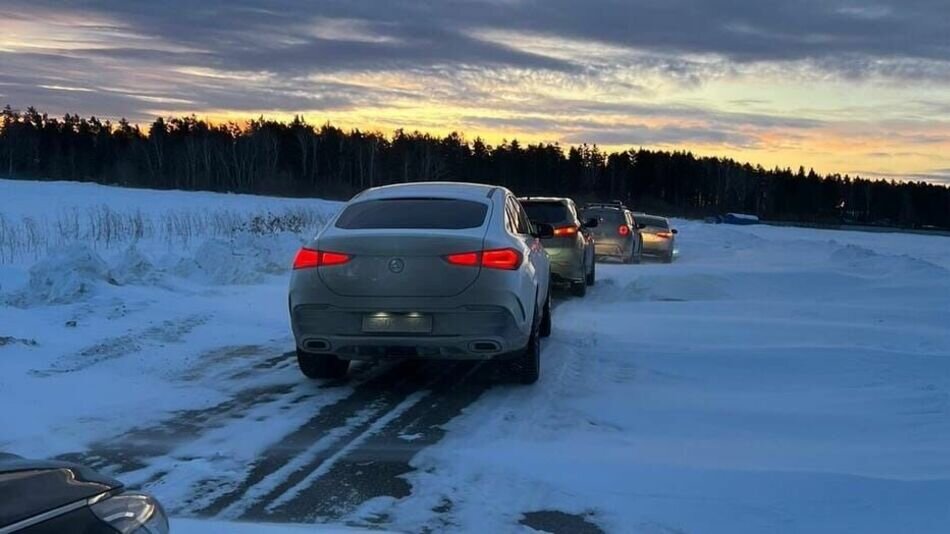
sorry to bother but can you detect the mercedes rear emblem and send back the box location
[388,258,405,273]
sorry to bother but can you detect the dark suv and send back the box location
[520,197,597,296]
[581,201,642,264]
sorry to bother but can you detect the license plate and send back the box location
[362,313,432,334]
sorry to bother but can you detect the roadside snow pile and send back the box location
[5,231,307,305]
[829,242,948,279]
[16,243,117,305]
[190,232,304,285]
[109,245,162,286]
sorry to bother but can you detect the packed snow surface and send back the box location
[1,179,949,533]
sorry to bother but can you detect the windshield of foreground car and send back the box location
[335,198,488,229]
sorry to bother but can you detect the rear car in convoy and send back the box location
[289,182,553,384]
[635,213,678,262]
[0,453,168,534]
[519,197,597,297]
[581,202,642,264]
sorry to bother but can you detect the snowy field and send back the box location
[1,179,949,533]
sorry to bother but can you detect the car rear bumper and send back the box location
[545,246,586,282]
[291,304,527,360]
[289,270,535,360]
[642,238,673,255]
[594,238,631,259]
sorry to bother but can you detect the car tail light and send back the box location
[553,225,579,237]
[320,251,351,266]
[445,251,479,266]
[482,248,522,270]
[293,248,351,269]
[656,231,673,239]
[444,248,523,270]
[617,225,631,236]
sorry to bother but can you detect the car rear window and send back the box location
[639,216,669,228]
[335,198,489,229]
[522,202,571,224]
[583,208,625,223]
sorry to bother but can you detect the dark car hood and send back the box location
[0,453,122,528]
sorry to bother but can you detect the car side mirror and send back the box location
[671,228,678,234]
[533,223,554,239]
[636,223,646,229]
[583,218,599,228]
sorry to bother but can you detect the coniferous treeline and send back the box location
[2,105,948,228]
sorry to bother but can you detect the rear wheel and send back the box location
[297,349,349,379]
[571,279,587,297]
[540,294,552,338]
[664,251,673,263]
[585,258,596,286]
[514,316,541,385]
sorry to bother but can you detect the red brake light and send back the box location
[553,225,579,237]
[481,248,522,270]
[445,251,479,266]
[444,248,523,270]
[293,248,320,270]
[618,225,631,236]
[320,251,351,266]
[656,231,673,239]
[292,248,351,269]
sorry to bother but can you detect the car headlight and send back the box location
[89,491,169,534]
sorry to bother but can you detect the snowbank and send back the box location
[16,243,117,305]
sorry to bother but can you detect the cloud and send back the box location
[561,125,758,148]
[0,0,948,182]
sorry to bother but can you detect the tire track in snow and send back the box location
[55,348,393,477]
[33,313,210,376]
[196,359,441,518]
[259,360,494,524]
[57,381,298,475]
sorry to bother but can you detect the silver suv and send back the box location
[519,197,597,297]
[289,182,553,384]
[582,202,643,264]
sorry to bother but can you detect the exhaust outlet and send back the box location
[304,339,331,351]
[470,341,501,353]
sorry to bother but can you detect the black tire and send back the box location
[585,258,596,286]
[664,251,673,264]
[514,316,541,385]
[571,279,587,297]
[297,349,349,379]
[540,294,552,338]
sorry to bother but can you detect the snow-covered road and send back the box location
[2,180,949,533]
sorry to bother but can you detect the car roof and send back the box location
[584,204,625,210]
[355,181,503,202]
[518,196,570,204]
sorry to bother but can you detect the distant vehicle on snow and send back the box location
[519,196,597,297]
[633,213,678,263]
[289,182,553,384]
[581,201,643,264]
[722,213,760,225]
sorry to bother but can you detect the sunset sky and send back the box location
[1,0,948,184]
